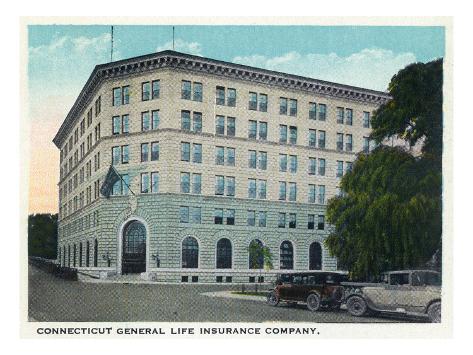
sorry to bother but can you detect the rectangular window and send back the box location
[289,155,297,173]
[112,146,120,165]
[247,210,256,226]
[181,80,191,100]
[363,111,370,128]
[258,180,267,199]
[193,82,203,102]
[227,88,236,107]
[289,126,297,144]
[141,173,149,193]
[279,97,288,115]
[279,125,288,143]
[249,92,257,110]
[279,182,286,200]
[249,150,257,169]
[346,161,353,174]
[122,86,129,105]
[258,151,267,170]
[309,102,317,120]
[141,143,149,162]
[248,120,257,139]
[337,107,344,124]
[227,148,235,167]
[192,174,201,194]
[346,134,353,152]
[289,99,297,116]
[318,158,326,176]
[122,174,129,195]
[227,176,235,197]
[121,145,129,164]
[151,172,159,193]
[346,108,353,125]
[152,110,160,130]
[180,172,190,193]
[319,104,327,121]
[215,146,225,165]
[308,184,316,203]
[259,93,268,112]
[113,116,121,134]
[318,185,326,204]
[309,158,316,175]
[227,117,236,137]
[214,208,224,224]
[215,175,225,195]
[279,154,287,172]
[181,142,190,161]
[142,82,150,101]
[289,213,296,228]
[122,115,129,133]
[258,211,267,227]
[152,80,160,99]
[113,87,121,106]
[308,129,316,147]
[216,115,225,135]
[289,182,297,201]
[191,207,201,224]
[192,144,202,163]
[248,179,256,199]
[337,161,344,178]
[318,130,326,149]
[181,110,191,131]
[363,137,370,153]
[337,133,344,151]
[151,142,159,161]
[318,215,325,230]
[259,122,267,140]
[226,209,235,225]
[216,86,225,105]
[142,111,150,131]
[180,206,190,223]
[278,213,286,228]
[308,214,315,229]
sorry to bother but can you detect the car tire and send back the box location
[306,293,321,312]
[427,301,441,323]
[346,295,369,317]
[266,291,279,306]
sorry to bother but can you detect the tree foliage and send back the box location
[28,214,58,259]
[326,58,443,280]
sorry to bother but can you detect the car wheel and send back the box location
[346,295,369,317]
[266,291,279,306]
[306,293,321,312]
[427,302,441,323]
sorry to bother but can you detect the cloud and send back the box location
[232,48,417,91]
[156,38,202,56]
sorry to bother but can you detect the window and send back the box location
[346,108,353,125]
[363,137,370,153]
[247,210,256,226]
[193,112,202,133]
[122,86,129,105]
[191,207,201,224]
[289,182,297,201]
[279,182,286,200]
[181,142,190,161]
[337,133,344,151]
[289,126,297,144]
[248,120,257,139]
[309,242,322,270]
[308,214,315,229]
[141,143,149,162]
[182,237,198,268]
[214,208,224,224]
[181,110,191,131]
[279,97,288,115]
[141,173,150,193]
[337,161,344,178]
[193,144,202,163]
[248,179,256,199]
[259,94,268,112]
[318,215,325,230]
[309,102,317,120]
[278,154,288,173]
[318,158,326,176]
[258,180,267,199]
[152,110,160,130]
[112,146,120,165]
[258,151,267,170]
[181,80,191,100]
[318,130,326,149]
[216,86,225,105]
[337,107,344,124]
[289,155,297,173]
[289,99,297,116]
[226,209,235,225]
[121,146,129,164]
[142,82,150,101]
[258,211,266,227]
[289,213,296,228]
[151,172,159,193]
[113,87,121,106]
[249,92,257,110]
[309,157,316,175]
[216,115,225,135]
[180,206,189,223]
[259,122,267,140]
[227,148,235,166]
[319,104,327,121]
[180,206,200,224]
[215,175,225,195]
[308,129,316,147]
[279,125,288,143]
[152,80,160,99]
[308,184,316,203]
[363,111,370,128]
[95,96,101,117]
[228,88,236,107]
[192,174,201,194]
[122,115,129,133]
[278,212,286,228]
[142,111,150,131]
[226,176,235,196]
[346,162,353,174]
[215,146,225,165]
[180,172,190,193]
[248,150,257,169]
[193,82,203,102]
[151,142,159,161]
[216,238,232,269]
[227,117,235,137]
[318,185,326,204]
[346,134,353,152]
[280,241,294,269]
[249,239,264,269]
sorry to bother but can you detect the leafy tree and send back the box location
[326,58,443,280]
[28,214,58,259]
[248,240,273,271]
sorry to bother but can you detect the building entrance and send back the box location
[122,221,146,274]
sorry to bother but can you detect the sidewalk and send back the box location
[201,290,266,302]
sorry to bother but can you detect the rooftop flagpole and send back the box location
[172,26,175,50]
[110,25,114,62]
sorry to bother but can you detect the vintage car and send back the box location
[344,270,441,322]
[266,271,347,311]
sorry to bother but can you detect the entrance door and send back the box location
[122,221,146,274]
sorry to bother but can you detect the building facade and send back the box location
[53,50,390,283]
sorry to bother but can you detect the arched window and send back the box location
[94,239,98,267]
[182,237,199,268]
[216,238,232,269]
[79,242,83,267]
[249,239,264,269]
[280,241,294,270]
[309,242,322,270]
[86,241,90,267]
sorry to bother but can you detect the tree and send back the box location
[28,214,58,259]
[325,58,443,280]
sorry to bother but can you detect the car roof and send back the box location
[386,270,440,274]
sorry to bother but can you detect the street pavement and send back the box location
[28,265,416,323]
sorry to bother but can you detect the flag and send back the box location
[100,165,121,198]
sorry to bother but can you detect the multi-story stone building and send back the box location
[53,50,390,283]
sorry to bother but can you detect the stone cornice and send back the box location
[53,50,392,148]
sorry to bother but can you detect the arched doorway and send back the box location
[216,238,232,269]
[122,221,146,274]
[309,242,322,270]
[280,240,294,270]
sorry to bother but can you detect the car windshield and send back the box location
[411,272,441,286]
